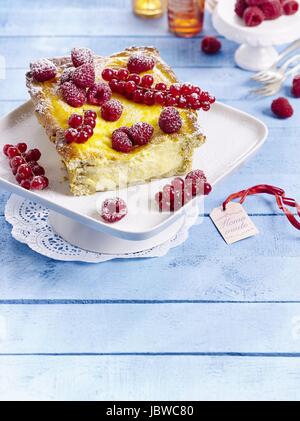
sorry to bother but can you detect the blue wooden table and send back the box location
[1,0,300,401]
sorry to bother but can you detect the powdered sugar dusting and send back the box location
[71,47,94,68]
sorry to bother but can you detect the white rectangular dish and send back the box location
[0,100,268,241]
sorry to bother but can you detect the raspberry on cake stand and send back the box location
[212,0,300,71]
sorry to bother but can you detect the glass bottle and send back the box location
[132,0,167,19]
[168,0,205,37]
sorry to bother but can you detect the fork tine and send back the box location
[252,72,267,81]
[250,86,276,96]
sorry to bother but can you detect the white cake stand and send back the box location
[212,0,300,71]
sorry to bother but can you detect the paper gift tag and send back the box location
[210,202,259,244]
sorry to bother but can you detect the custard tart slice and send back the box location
[26,46,212,196]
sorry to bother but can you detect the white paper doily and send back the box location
[5,194,200,263]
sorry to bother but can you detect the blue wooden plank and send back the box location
[0,213,299,301]
[1,302,300,353]
[1,355,300,400]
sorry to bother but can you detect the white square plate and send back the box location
[0,101,267,240]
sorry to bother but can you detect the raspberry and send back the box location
[68,113,83,128]
[87,82,112,106]
[72,63,95,88]
[235,0,248,17]
[127,54,155,74]
[260,0,283,20]
[186,170,207,196]
[159,107,182,134]
[201,37,222,54]
[101,99,123,122]
[60,67,75,84]
[291,75,300,97]
[129,122,154,146]
[61,81,86,108]
[71,47,94,68]
[30,59,57,82]
[112,129,133,153]
[24,148,41,162]
[101,198,127,223]
[271,97,294,118]
[30,176,49,190]
[282,0,299,15]
[243,6,265,25]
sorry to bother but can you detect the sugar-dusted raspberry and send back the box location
[243,6,265,25]
[260,0,283,19]
[101,99,123,122]
[282,0,299,15]
[271,97,294,118]
[71,47,94,68]
[186,169,207,196]
[235,0,248,17]
[159,107,182,134]
[30,59,57,82]
[129,122,154,146]
[87,82,112,106]
[72,63,95,88]
[101,198,128,223]
[112,129,133,153]
[201,37,222,54]
[291,75,300,97]
[127,54,155,74]
[61,81,86,108]
[60,67,75,84]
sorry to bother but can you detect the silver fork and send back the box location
[251,62,300,96]
[253,54,300,84]
[252,39,300,82]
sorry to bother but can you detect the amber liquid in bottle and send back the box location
[132,0,167,19]
[168,0,205,37]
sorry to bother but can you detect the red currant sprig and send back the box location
[155,170,212,212]
[65,110,97,144]
[101,67,215,111]
[3,142,48,191]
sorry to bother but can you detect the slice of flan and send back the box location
[26,46,208,196]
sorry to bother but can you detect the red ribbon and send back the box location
[222,184,300,231]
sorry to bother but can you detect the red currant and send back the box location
[117,68,129,81]
[128,74,141,85]
[10,156,25,170]
[143,91,155,105]
[7,146,21,159]
[16,142,27,153]
[163,184,175,202]
[180,83,193,95]
[165,95,177,106]
[68,113,83,128]
[82,125,94,138]
[31,164,45,176]
[24,148,41,162]
[116,80,126,94]
[109,78,119,93]
[208,96,216,104]
[177,96,188,108]
[101,68,114,81]
[204,183,212,195]
[154,91,166,105]
[199,91,210,102]
[132,89,144,103]
[171,177,185,192]
[17,164,33,180]
[84,116,96,128]
[65,128,78,143]
[31,176,49,190]
[84,110,97,120]
[202,102,211,111]
[192,86,201,95]
[125,81,137,94]
[169,84,181,97]
[141,74,154,88]
[101,198,127,223]
[155,82,167,91]
[186,93,200,108]
[76,130,90,143]
[20,179,31,190]
[155,191,163,204]
[3,144,13,156]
